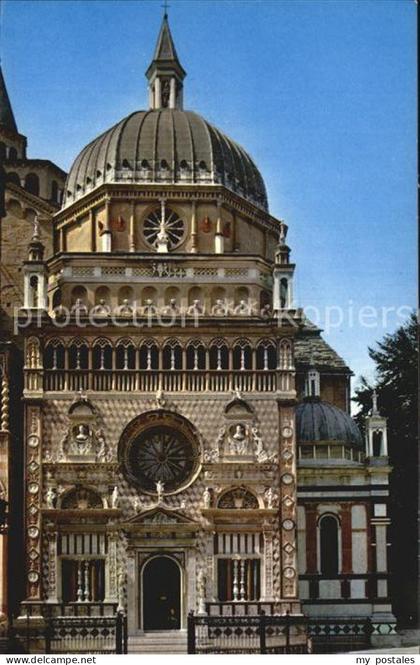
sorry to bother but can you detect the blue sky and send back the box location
[1,0,416,389]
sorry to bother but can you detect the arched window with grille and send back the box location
[25,173,40,197]
[319,514,340,575]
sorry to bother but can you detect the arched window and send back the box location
[319,515,339,575]
[186,342,206,370]
[0,143,6,161]
[116,340,136,370]
[52,289,62,310]
[44,341,65,370]
[162,340,182,370]
[373,431,383,457]
[8,147,17,161]
[29,275,38,308]
[256,341,276,370]
[139,341,159,370]
[233,340,252,371]
[68,340,89,370]
[280,278,288,308]
[279,339,292,370]
[209,340,229,370]
[25,173,40,197]
[92,339,112,370]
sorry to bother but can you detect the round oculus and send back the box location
[143,208,185,250]
[125,425,198,493]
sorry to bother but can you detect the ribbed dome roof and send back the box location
[64,109,268,210]
[296,399,363,447]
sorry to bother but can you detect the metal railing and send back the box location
[13,603,127,654]
[187,610,309,654]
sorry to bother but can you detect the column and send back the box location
[154,77,161,109]
[190,200,197,253]
[169,78,176,108]
[89,209,96,252]
[46,532,58,602]
[102,199,112,252]
[129,202,136,252]
[215,199,224,254]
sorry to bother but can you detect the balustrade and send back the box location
[42,368,293,393]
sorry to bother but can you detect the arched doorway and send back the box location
[142,556,181,631]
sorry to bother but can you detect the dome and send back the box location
[296,399,363,447]
[64,109,268,211]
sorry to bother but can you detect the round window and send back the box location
[143,207,185,250]
[120,413,201,494]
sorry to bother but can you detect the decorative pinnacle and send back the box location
[372,389,379,415]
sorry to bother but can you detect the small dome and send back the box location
[296,399,363,447]
[64,109,268,210]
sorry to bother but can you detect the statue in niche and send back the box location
[234,300,250,315]
[111,486,119,508]
[91,299,111,316]
[228,423,249,455]
[71,424,92,455]
[71,298,88,315]
[143,299,157,315]
[211,299,227,316]
[116,299,133,316]
[264,487,277,509]
[187,299,203,315]
[202,487,211,509]
[162,298,178,315]
[46,487,57,508]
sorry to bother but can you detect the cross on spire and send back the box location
[161,0,170,17]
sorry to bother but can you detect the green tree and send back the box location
[353,312,418,626]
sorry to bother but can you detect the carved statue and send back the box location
[211,299,227,316]
[228,423,249,455]
[111,486,119,509]
[73,424,91,453]
[252,426,268,462]
[92,299,111,316]
[202,487,211,509]
[264,487,276,509]
[187,299,203,315]
[71,298,88,315]
[155,389,166,409]
[156,480,165,502]
[133,497,141,512]
[46,487,57,509]
[116,298,133,316]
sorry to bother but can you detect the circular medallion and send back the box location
[282,426,293,439]
[143,207,185,250]
[27,435,39,448]
[27,571,39,583]
[281,473,294,485]
[28,482,39,494]
[120,413,200,494]
[283,567,296,579]
[282,519,295,531]
[28,526,39,539]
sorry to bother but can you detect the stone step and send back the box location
[128,630,188,654]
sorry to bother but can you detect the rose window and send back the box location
[126,425,198,493]
[143,207,185,250]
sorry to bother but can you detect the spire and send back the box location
[0,65,18,134]
[146,14,186,110]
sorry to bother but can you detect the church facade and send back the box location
[0,14,397,654]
